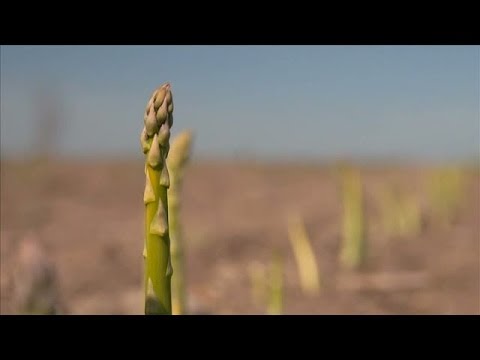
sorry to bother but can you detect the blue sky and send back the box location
[1,45,479,161]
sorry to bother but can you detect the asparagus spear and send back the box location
[339,165,367,271]
[166,130,194,315]
[267,250,284,315]
[287,213,321,295]
[427,167,466,225]
[248,261,267,308]
[141,83,174,315]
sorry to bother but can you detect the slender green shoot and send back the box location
[141,82,174,315]
[267,250,284,315]
[287,213,321,295]
[167,130,194,315]
[339,165,367,271]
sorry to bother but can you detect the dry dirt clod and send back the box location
[11,233,65,315]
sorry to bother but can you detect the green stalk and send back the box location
[141,83,174,315]
[248,262,267,308]
[287,213,321,295]
[167,130,194,315]
[267,250,284,315]
[427,167,466,225]
[339,165,367,271]
[379,185,422,238]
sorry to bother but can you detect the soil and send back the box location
[1,159,479,314]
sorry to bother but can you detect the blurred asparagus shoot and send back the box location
[427,167,466,225]
[248,261,267,308]
[338,165,367,271]
[267,250,284,315]
[167,130,194,315]
[379,185,422,238]
[140,83,174,315]
[287,213,321,295]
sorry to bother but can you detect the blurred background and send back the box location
[1,45,479,314]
